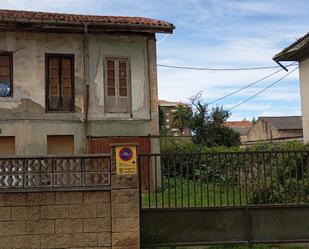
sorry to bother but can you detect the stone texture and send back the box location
[96,203,110,218]
[40,205,69,219]
[0,207,12,221]
[112,232,139,247]
[26,220,54,234]
[12,206,40,220]
[70,233,97,247]
[112,189,138,204]
[0,221,26,236]
[11,235,40,249]
[55,192,83,205]
[40,234,70,248]
[97,232,112,247]
[27,193,55,206]
[112,202,138,218]
[111,175,138,189]
[55,219,83,234]
[69,204,96,218]
[84,192,110,204]
[0,236,11,249]
[84,218,110,232]
[0,194,26,207]
[112,217,139,232]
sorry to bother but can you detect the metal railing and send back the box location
[139,150,309,208]
[0,154,111,192]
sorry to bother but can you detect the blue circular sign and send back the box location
[119,147,133,161]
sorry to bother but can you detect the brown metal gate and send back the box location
[90,136,151,189]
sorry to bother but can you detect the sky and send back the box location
[1,0,308,121]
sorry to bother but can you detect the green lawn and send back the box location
[142,176,246,208]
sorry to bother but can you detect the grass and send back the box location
[154,245,308,249]
[142,176,246,208]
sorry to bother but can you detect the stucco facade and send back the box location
[299,57,309,142]
[0,12,174,155]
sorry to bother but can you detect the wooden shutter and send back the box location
[46,55,74,112]
[0,54,12,97]
[61,58,73,111]
[47,135,74,155]
[105,59,117,112]
[105,58,130,113]
[117,60,129,113]
[0,137,15,155]
[48,57,60,110]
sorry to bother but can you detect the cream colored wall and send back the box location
[88,35,150,120]
[300,58,309,143]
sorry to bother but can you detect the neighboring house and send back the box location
[158,100,191,136]
[273,32,309,143]
[247,116,303,142]
[223,121,252,143]
[0,9,174,155]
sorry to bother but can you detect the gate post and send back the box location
[110,144,140,248]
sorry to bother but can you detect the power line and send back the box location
[207,62,297,105]
[229,66,299,111]
[157,63,289,71]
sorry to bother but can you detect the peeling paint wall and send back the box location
[0,31,159,155]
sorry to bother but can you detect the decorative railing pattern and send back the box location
[0,154,111,192]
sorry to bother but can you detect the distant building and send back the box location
[223,121,252,142]
[273,32,309,143]
[247,116,303,143]
[159,100,191,136]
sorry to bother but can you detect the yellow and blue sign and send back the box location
[115,145,137,175]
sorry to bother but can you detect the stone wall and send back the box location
[0,175,139,249]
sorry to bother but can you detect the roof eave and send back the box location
[0,17,175,34]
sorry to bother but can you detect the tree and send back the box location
[190,93,241,147]
[171,104,192,135]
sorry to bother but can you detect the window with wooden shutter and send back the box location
[46,54,74,112]
[0,53,13,97]
[105,58,130,113]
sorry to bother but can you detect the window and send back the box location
[46,54,74,112]
[104,58,130,113]
[0,53,13,97]
[47,135,74,155]
[0,136,15,155]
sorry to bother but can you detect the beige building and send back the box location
[273,32,309,143]
[223,121,252,143]
[247,116,303,142]
[158,100,192,136]
[0,9,174,156]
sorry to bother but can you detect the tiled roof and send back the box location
[0,9,174,33]
[260,116,303,130]
[273,32,309,61]
[159,100,187,107]
[223,121,252,128]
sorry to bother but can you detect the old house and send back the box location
[247,116,303,142]
[223,121,252,143]
[0,9,174,155]
[158,100,192,136]
[273,32,309,143]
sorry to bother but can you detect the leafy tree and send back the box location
[252,117,257,125]
[171,104,192,135]
[190,93,241,147]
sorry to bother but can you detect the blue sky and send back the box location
[1,0,308,121]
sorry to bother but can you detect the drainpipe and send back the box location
[83,24,90,153]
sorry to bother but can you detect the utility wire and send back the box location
[229,66,299,111]
[157,63,290,71]
[207,62,297,105]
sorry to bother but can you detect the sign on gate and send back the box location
[115,145,137,175]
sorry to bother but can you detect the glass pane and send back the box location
[0,67,9,76]
[119,69,126,79]
[119,79,127,88]
[107,60,115,68]
[0,76,9,83]
[62,58,71,69]
[63,86,71,97]
[49,68,58,78]
[107,69,115,79]
[0,55,9,67]
[49,58,58,68]
[62,68,71,78]
[62,78,71,87]
[119,87,127,97]
[119,61,126,70]
[108,87,115,96]
[50,86,58,96]
[108,78,115,87]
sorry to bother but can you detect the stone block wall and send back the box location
[0,174,139,249]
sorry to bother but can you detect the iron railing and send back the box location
[0,154,111,192]
[139,150,309,208]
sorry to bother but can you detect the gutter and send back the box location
[83,24,90,153]
[0,16,175,34]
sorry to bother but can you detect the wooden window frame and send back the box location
[0,52,13,97]
[104,57,132,114]
[45,53,75,113]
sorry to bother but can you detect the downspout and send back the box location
[83,24,90,153]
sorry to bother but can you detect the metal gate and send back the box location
[139,151,309,248]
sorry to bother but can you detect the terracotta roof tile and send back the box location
[223,121,252,128]
[0,9,174,33]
